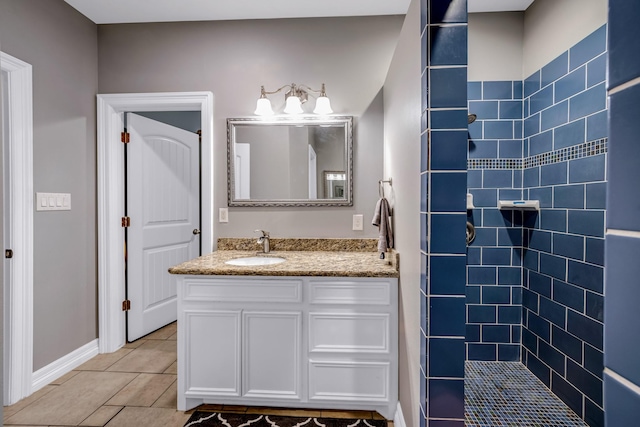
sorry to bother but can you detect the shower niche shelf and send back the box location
[498,200,540,211]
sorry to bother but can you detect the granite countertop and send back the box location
[168,238,399,278]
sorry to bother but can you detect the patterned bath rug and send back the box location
[184,411,387,427]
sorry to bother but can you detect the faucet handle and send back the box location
[254,229,269,237]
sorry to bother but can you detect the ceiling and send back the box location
[63,0,535,25]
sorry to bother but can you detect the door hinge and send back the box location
[5,249,13,259]
[121,216,131,227]
[122,300,131,311]
[121,132,130,143]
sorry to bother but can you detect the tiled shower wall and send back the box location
[466,25,608,427]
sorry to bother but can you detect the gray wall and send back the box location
[97,16,403,241]
[382,0,421,425]
[0,0,99,370]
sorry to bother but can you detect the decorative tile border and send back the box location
[468,138,608,170]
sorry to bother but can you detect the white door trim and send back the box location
[1,51,35,405]
[96,92,214,353]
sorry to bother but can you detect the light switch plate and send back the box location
[36,192,71,211]
[219,207,229,223]
[352,214,364,231]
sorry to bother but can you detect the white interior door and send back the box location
[126,113,200,341]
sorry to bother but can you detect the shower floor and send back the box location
[465,361,588,426]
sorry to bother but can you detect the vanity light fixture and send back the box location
[254,83,333,116]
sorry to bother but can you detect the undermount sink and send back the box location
[225,256,286,266]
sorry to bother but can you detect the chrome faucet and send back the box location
[254,229,271,253]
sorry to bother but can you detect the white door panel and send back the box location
[127,113,200,341]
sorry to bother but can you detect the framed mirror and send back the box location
[227,116,353,207]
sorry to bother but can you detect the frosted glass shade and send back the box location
[284,96,304,115]
[254,98,274,116]
[313,96,333,115]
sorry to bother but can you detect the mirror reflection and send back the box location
[227,116,353,207]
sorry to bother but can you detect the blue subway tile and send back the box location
[524,113,540,138]
[523,210,540,229]
[529,130,553,156]
[430,296,466,337]
[498,344,520,361]
[523,288,539,312]
[468,266,496,285]
[604,373,640,427]
[553,280,585,312]
[466,324,481,342]
[483,81,513,99]
[554,119,586,150]
[540,209,567,232]
[471,228,497,247]
[421,253,428,293]
[530,85,554,114]
[514,119,523,139]
[551,372,583,416]
[524,71,541,98]
[421,213,428,252]
[527,312,551,342]
[421,173,428,212]
[568,210,605,237]
[522,328,537,354]
[482,325,511,343]
[539,297,567,328]
[430,255,466,296]
[422,70,429,109]
[584,344,603,378]
[585,398,605,427]
[586,110,608,140]
[552,325,583,362]
[529,271,552,298]
[568,260,603,293]
[429,338,465,378]
[482,286,511,304]
[498,228,522,247]
[431,130,468,171]
[586,291,604,322]
[467,169,482,188]
[513,81,523,99]
[499,139,522,159]
[541,100,569,131]
[468,343,496,361]
[421,30,427,74]
[431,172,467,212]
[431,67,467,107]
[569,82,606,121]
[554,185,585,209]
[468,305,496,323]
[539,253,566,281]
[569,153,606,183]
[585,237,604,266]
[421,133,428,173]
[428,379,464,419]
[430,25,467,66]
[469,100,498,119]
[539,340,566,375]
[567,359,603,405]
[484,121,514,139]
[542,52,569,88]
[498,305,521,324]
[523,167,540,188]
[430,0,467,23]
[553,233,584,260]
[499,100,523,119]
[466,284,481,304]
[467,120,482,139]
[528,230,552,252]
[483,170,513,188]
[540,162,567,186]
[567,310,603,350]
[468,81,482,100]
[468,139,498,159]
[609,2,640,86]
[431,109,468,129]
[570,25,607,70]
[587,53,607,88]
[482,248,511,265]
[483,209,513,227]
[469,189,497,208]
[555,66,586,102]
[431,214,467,254]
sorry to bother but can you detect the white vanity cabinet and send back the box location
[176,275,398,419]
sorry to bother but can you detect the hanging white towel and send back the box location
[372,197,393,255]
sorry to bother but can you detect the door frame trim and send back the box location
[1,51,35,405]
[96,92,214,353]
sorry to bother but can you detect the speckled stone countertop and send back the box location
[169,238,399,278]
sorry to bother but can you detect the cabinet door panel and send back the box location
[243,311,301,399]
[185,310,241,396]
[309,313,390,353]
[309,360,390,402]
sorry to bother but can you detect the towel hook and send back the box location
[378,178,392,198]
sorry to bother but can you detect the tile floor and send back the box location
[465,361,589,426]
[3,322,391,427]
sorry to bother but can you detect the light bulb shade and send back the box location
[284,95,304,114]
[313,96,333,115]
[254,97,274,116]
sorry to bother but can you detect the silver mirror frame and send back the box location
[227,116,353,207]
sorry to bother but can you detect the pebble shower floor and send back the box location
[465,361,588,426]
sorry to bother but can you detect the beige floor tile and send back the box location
[106,373,176,407]
[143,322,177,340]
[76,348,133,371]
[151,379,177,409]
[4,371,137,426]
[167,332,177,340]
[79,405,124,426]
[3,385,57,420]
[49,370,80,385]
[107,340,176,373]
[123,339,147,349]
[104,407,190,427]
[163,361,177,374]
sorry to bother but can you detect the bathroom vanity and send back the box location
[169,239,399,419]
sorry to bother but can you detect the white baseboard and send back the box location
[394,402,407,427]
[32,339,99,392]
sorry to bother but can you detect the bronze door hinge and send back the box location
[121,132,130,143]
[121,216,131,227]
[122,300,131,311]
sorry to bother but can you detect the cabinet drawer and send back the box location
[183,278,302,303]
[309,279,391,305]
[309,313,389,353]
[308,360,389,402]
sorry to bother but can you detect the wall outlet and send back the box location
[352,214,364,231]
[219,207,229,223]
